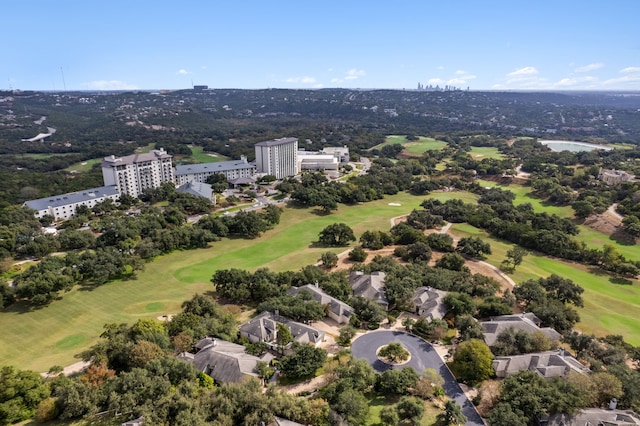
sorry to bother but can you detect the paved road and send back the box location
[351,330,485,426]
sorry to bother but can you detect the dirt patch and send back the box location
[583,205,637,244]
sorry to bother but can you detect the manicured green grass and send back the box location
[0,193,426,372]
[187,146,230,163]
[468,146,505,160]
[371,135,447,155]
[450,223,640,345]
[366,394,440,425]
[65,158,101,173]
[475,180,640,260]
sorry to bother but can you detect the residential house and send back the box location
[349,271,388,310]
[176,181,215,202]
[121,417,144,426]
[481,313,561,347]
[412,286,448,321]
[541,408,640,426]
[288,284,354,324]
[492,349,590,379]
[239,311,325,351]
[178,337,266,384]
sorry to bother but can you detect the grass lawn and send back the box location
[450,223,640,345]
[186,146,230,163]
[468,146,505,160]
[0,193,426,372]
[370,135,447,155]
[65,158,101,173]
[366,394,440,425]
[475,180,640,260]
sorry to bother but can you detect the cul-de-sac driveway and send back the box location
[350,330,485,426]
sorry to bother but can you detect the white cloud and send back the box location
[427,78,445,85]
[455,70,466,75]
[620,67,640,73]
[177,69,191,75]
[554,76,598,87]
[437,65,445,70]
[331,69,366,84]
[344,69,366,80]
[603,74,640,86]
[285,76,317,84]
[82,80,138,90]
[507,67,539,77]
[574,63,604,73]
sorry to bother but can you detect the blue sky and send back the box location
[4,1,640,91]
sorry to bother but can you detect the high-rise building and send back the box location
[101,148,174,197]
[254,137,298,179]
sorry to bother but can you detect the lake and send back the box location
[540,140,612,152]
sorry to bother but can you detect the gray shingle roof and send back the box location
[289,284,353,319]
[176,181,213,199]
[175,159,255,175]
[481,314,561,346]
[178,338,261,384]
[240,311,325,345]
[23,186,119,211]
[349,271,388,309]
[101,149,171,167]
[492,349,590,378]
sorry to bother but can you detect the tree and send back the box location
[437,400,467,426]
[436,252,467,271]
[336,325,357,346]
[318,223,356,246]
[278,343,327,379]
[276,322,293,352]
[501,246,528,272]
[380,406,400,426]
[444,292,476,317]
[456,236,491,259]
[378,342,410,363]
[0,366,50,425]
[377,367,420,396]
[348,246,368,262]
[320,251,338,269]
[450,339,494,386]
[397,396,425,426]
[455,314,484,341]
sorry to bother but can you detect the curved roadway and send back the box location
[351,330,485,426]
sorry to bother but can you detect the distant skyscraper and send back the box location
[254,137,298,179]
[101,148,174,197]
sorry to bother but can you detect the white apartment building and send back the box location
[24,186,120,221]
[174,156,256,185]
[101,148,174,197]
[254,137,298,179]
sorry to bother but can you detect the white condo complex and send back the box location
[254,137,299,179]
[101,148,174,198]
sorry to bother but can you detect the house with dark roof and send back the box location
[349,271,388,310]
[492,349,590,379]
[178,337,267,384]
[288,284,354,324]
[412,286,448,321]
[481,313,562,347]
[176,181,215,202]
[239,311,325,351]
[541,408,640,426]
[24,185,120,220]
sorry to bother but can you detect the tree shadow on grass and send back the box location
[609,277,633,285]
[609,228,638,246]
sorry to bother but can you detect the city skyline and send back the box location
[4,0,640,91]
